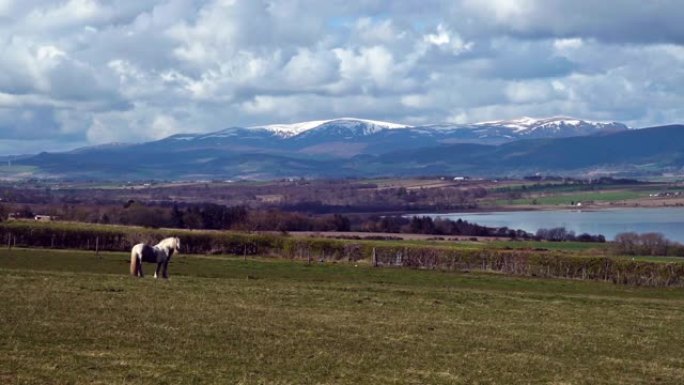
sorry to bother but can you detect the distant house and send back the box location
[453,176,467,181]
[34,215,57,222]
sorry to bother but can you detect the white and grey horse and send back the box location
[130,237,181,279]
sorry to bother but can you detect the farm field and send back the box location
[2,249,684,384]
[495,190,646,206]
[486,182,684,209]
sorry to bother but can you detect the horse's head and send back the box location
[158,236,181,255]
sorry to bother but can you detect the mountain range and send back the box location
[163,117,628,156]
[8,117,684,180]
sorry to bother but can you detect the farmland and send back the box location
[493,190,646,206]
[487,180,684,209]
[1,189,684,383]
[2,248,684,384]
[2,220,684,287]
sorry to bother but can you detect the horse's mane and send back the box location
[156,237,180,251]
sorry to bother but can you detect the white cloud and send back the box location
[401,94,431,109]
[462,0,534,27]
[283,48,338,87]
[553,38,583,52]
[354,18,404,44]
[150,114,182,138]
[446,111,469,124]
[423,24,473,55]
[506,81,557,104]
[1,0,684,154]
[334,46,396,89]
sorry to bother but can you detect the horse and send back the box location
[129,237,181,279]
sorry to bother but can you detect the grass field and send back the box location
[2,249,684,384]
[494,190,647,206]
[483,240,610,252]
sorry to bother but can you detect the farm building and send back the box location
[34,215,58,222]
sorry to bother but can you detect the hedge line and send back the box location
[1,221,683,287]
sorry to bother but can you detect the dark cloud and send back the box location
[0,106,84,140]
[458,0,684,44]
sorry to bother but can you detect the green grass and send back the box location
[344,236,612,253]
[483,240,611,252]
[491,183,664,195]
[2,249,684,384]
[611,254,684,263]
[496,190,646,206]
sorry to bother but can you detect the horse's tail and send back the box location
[130,246,140,276]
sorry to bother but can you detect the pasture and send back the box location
[494,190,646,206]
[2,249,684,384]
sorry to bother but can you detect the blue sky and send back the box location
[1,0,683,154]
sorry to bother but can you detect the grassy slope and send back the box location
[494,190,647,206]
[2,249,684,384]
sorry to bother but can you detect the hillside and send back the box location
[373,124,684,176]
[14,121,683,180]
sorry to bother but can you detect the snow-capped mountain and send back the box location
[15,116,675,181]
[472,117,628,138]
[164,116,625,147]
[17,123,683,181]
[48,115,632,179]
[250,118,412,138]
[151,116,630,158]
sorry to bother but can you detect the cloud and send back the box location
[0,0,683,154]
[423,24,474,55]
[461,0,684,44]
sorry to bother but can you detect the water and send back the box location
[424,207,684,242]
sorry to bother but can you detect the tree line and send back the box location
[1,201,612,242]
[1,221,682,287]
[0,179,488,214]
[535,227,606,243]
[613,232,684,256]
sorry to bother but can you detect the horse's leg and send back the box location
[155,262,162,279]
[162,260,170,279]
[130,250,139,277]
[138,260,144,278]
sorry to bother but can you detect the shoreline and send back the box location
[418,199,684,216]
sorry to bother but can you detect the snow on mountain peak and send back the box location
[250,118,412,137]
[250,119,331,137]
[475,116,627,133]
[167,116,627,146]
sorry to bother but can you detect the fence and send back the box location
[1,222,683,287]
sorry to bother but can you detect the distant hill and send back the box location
[372,124,684,176]
[14,118,682,181]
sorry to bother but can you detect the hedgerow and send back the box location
[1,221,683,287]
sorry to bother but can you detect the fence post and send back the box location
[7,233,11,250]
[372,247,377,267]
[95,237,100,258]
[243,244,247,261]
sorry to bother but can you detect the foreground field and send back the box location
[2,249,684,384]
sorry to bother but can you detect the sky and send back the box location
[1,0,684,154]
